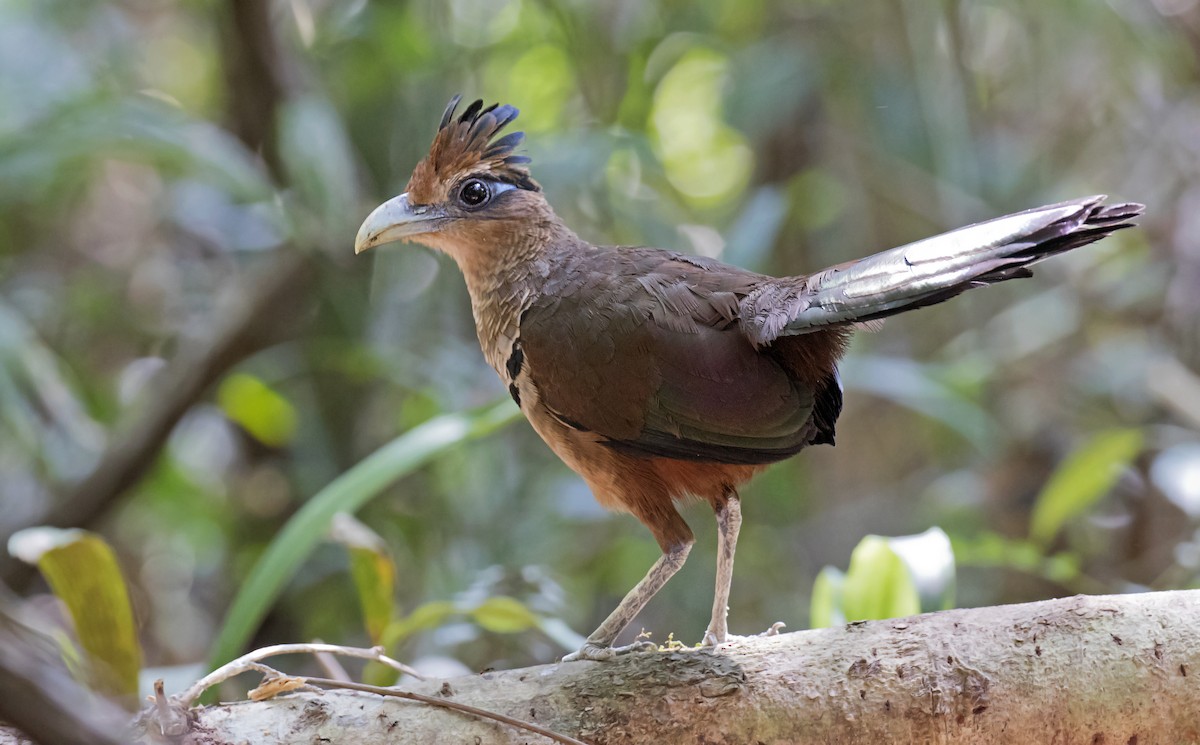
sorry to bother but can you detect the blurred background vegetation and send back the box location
[0,0,1196,695]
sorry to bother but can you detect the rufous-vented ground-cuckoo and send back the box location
[355,97,1143,662]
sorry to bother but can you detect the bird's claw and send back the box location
[562,639,657,662]
[702,621,786,648]
[622,639,659,654]
[561,643,614,662]
[760,621,786,637]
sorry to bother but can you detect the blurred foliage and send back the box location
[329,512,397,645]
[0,0,1198,697]
[8,528,141,704]
[1029,428,1145,548]
[811,528,955,628]
[207,398,518,676]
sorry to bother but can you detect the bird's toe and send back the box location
[701,629,725,647]
[760,621,786,637]
[562,639,659,662]
[619,639,659,655]
[562,643,616,662]
[702,622,786,649]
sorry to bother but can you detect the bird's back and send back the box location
[514,243,846,467]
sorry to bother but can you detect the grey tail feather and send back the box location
[745,196,1143,343]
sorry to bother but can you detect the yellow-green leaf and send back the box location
[808,566,845,629]
[9,528,142,703]
[1030,428,1144,547]
[470,596,539,634]
[840,535,921,623]
[216,372,298,447]
[329,513,395,644]
[383,600,457,646]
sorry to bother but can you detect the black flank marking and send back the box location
[506,340,524,381]
[505,340,525,407]
[810,371,843,446]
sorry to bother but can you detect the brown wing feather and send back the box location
[518,247,826,465]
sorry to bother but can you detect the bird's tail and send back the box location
[742,196,1144,345]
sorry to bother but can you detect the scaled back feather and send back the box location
[406,96,538,204]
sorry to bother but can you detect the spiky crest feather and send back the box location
[406,96,538,204]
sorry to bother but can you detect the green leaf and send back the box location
[206,398,520,684]
[8,528,142,703]
[365,598,470,689]
[840,535,921,623]
[952,531,1043,572]
[952,531,1090,591]
[470,596,539,634]
[1029,428,1144,547]
[216,372,298,448]
[384,600,458,644]
[329,513,396,645]
[808,566,845,629]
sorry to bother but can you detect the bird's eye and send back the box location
[458,179,491,208]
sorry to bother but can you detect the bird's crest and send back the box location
[406,96,538,204]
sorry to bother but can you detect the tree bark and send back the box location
[114,591,1200,744]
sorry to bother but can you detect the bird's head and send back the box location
[354,96,550,264]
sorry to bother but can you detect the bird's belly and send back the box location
[516,377,763,512]
[513,380,630,511]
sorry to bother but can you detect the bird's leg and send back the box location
[563,504,694,662]
[703,490,741,647]
[563,541,692,662]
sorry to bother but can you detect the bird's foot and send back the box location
[701,621,786,648]
[759,621,787,637]
[561,639,657,662]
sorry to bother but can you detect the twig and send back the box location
[302,676,592,745]
[175,642,422,706]
[172,641,588,744]
[312,642,354,682]
[152,679,188,737]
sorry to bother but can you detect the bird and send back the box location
[354,96,1144,662]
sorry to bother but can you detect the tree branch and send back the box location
[108,591,1200,744]
[218,0,298,181]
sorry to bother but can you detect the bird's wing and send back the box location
[518,249,817,465]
